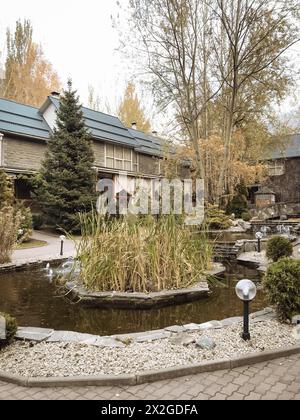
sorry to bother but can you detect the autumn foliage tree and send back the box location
[0,19,60,107]
[118,82,151,132]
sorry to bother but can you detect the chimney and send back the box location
[131,122,137,130]
[51,91,60,97]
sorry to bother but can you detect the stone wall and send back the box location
[266,157,300,203]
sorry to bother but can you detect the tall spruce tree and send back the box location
[0,169,14,209]
[36,80,96,232]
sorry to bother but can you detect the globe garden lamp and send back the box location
[236,280,257,341]
[255,231,263,253]
[59,235,66,256]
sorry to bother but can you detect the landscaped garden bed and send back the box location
[0,315,297,378]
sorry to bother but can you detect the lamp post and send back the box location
[255,231,263,253]
[236,280,257,341]
[60,235,66,256]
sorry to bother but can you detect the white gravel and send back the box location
[0,321,296,378]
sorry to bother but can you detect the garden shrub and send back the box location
[32,214,44,230]
[226,182,248,218]
[263,258,300,322]
[241,212,252,222]
[0,207,22,264]
[14,201,33,243]
[0,312,17,347]
[266,236,293,262]
[205,205,232,230]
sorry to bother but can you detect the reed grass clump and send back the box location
[75,213,213,293]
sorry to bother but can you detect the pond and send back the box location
[0,263,267,336]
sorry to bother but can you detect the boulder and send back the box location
[0,316,6,340]
[291,325,300,341]
[195,336,216,350]
[292,315,300,326]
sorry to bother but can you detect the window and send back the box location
[268,161,285,177]
[105,145,139,172]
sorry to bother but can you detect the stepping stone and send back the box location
[16,327,54,342]
[0,316,6,340]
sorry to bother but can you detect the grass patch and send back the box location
[16,239,48,250]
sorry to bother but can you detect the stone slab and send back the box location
[183,323,201,332]
[16,327,54,343]
[0,316,6,340]
[164,325,187,334]
[46,331,97,344]
[221,317,243,327]
[133,331,171,343]
[93,337,126,348]
[198,321,223,331]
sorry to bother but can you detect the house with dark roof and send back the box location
[0,94,166,200]
[263,134,300,204]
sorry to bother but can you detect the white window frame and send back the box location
[105,144,139,172]
[268,161,285,177]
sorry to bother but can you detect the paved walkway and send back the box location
[10,231,76,266]
[0,355,299,400]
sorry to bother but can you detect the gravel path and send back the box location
[0,321,296,378]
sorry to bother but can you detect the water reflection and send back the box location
[0,263,266,336]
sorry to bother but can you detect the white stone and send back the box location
[0,316,6,340]
[16,327,54,342]
[195,336,216,350]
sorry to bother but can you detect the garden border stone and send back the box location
[64,263,226,310]
[0,345,299,388]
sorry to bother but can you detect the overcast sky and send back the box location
[0,0,300,131]
[0,0,133,112]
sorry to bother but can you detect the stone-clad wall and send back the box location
[266,158,300,203]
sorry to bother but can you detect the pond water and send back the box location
[0,263,267,336]
[209,232,256,243]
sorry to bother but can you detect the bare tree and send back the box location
[126,0,300,201]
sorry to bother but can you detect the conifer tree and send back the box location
[35,80,96,232]
[0,169,14,209]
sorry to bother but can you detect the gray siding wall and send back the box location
[2,136,161,178]
[139,154,160,175]
[3,136,45,171]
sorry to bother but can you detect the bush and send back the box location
[0,312,17,347]
[263,258,300,322]
[32,214,44,230]
[266,236,293,262]
[14,201,33,243]
[226,182,248,218]
[0,207,22,264]
[241,212,252,222]
[205,205,232,230]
